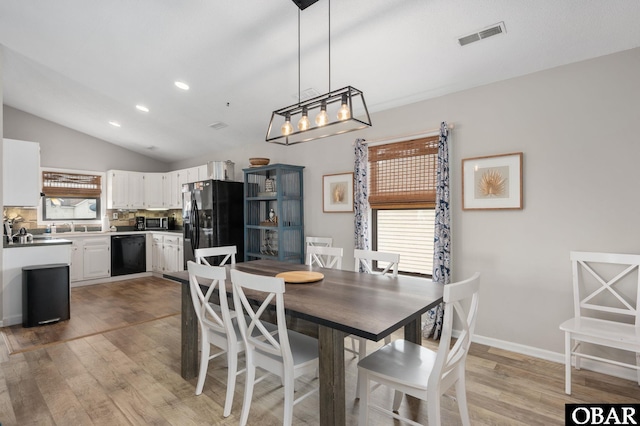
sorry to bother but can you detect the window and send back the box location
[41,171,102,221]
[369,136,439,276]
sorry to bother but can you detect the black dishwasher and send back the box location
[111,235,146,276]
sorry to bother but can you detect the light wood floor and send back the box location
[1,276,639,425]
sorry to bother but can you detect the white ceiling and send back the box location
[1,0,639,162]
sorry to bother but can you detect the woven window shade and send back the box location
[368,136,439,209]
[42,171,102,197]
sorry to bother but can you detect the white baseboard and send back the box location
[71,272,152,287]
[471,333,638,382]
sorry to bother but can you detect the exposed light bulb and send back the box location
[109,121,121,127]
[315,102,329,126]
[136,105,149,112]
[174,81,190,90]
[281,114,293,136]
[337,94,350,121]
[298,107,310,131]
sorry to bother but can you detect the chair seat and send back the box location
[358,339,437,391]
[255,330,319,366]
[560,317,640,351]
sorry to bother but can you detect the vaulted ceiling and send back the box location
[1,0,639,162]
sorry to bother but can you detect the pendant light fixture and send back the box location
[266,0,371,145]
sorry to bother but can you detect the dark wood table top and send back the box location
[164,259,443,342]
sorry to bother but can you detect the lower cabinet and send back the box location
[151,233,184,273]
[69,236,111,282]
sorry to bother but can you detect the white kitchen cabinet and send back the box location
[165,170,182,209]
[69,239,83,282]
[2,138,41,207]
[144,173,165,208]
[67,235,111,282]
[82,237,111,279]
[107,170,145,209]
[150,233,183,273]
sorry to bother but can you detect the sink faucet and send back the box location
[83,225,88,232]
[68,222,75,232]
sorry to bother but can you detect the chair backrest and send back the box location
[354,249,400,277]
[570,251,640,326]
[187,260,234,337]
[306,245,343,269]
[230,269,293,369]
[195,246,237,266]
[428,273,480,392]
[305,236,333,248]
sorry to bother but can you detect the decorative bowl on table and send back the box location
[249,157,270,167]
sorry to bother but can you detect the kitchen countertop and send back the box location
[3,229,183,249]
[3,237,72,249]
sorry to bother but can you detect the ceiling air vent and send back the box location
[209,121,228,130]
[458,22,506,47]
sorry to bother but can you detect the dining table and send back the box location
[164,259,443,426]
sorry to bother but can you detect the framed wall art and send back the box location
[462,152,523,210]
[323,172,354,213]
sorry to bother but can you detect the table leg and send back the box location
[404,316,422,344]
[181,283,198,379]
[318,325,346,426]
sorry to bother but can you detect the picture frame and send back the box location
[462,152,523,210]
[323,172,354,213]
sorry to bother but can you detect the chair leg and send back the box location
[282,372,295,426]
[455,370,471,426]
[392,390,403,412]
[223,351,237,417]
[564,332,572,395]
[427,391,441,426]
[636,352,640,386]
[239,363,256,426]
[351,337,358,358]
[195,337,210,395]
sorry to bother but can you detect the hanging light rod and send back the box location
[266,0,371,146]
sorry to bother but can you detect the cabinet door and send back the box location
[128,172,145,209]
[83,240,110,279]
[186,167,200,184]
[107,170,129,209]
[197,164,208,180]
[2,139,41,207]
[163,243,179,273]
[144,173,165,208]
[166,171,182,209]
[152,235,163,272]
[69,239,83,282]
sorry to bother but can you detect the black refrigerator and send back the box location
[183,179,244,268]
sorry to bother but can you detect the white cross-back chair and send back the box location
[195,245,237,266]
[306,245,343,269]
[358,273,480,426]
[231,269,319,426]
[559,251,640,395]
[187,261,240,417]
[350,249,401,397]
[305,236,334,267]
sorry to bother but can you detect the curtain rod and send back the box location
[354,123,454,146]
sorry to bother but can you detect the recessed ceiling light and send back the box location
[174,81,189,91]
[109,121,121,127]
[136,105,149,112]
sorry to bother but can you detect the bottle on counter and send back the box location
[101,215,109,232]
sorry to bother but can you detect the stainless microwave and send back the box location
[146,217,168,230]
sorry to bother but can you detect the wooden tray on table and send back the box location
[275,271,324,284]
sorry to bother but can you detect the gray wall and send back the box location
[172,47,640,366]
[1,47,5,322]
[3,105,169,172]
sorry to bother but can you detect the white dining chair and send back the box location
[350,249,400,397]
[305,236,333,267]
[186,260,240,417]
[358,273,480,426]
[195,245,237,266]
[559,251,640,395]
[306,245,343,269]
[231,269,319,426]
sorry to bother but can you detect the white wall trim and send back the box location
[471,333,638,382]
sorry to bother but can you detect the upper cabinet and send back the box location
[107,165,209,210]
[107,170,144,209]
[2,138,41,207]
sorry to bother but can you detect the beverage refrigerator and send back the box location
[182,179,245,267]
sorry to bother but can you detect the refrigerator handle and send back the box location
[192,198,200,251]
